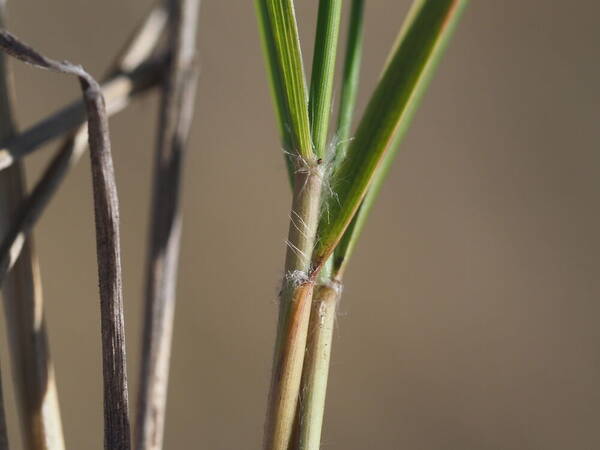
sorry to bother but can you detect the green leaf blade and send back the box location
[334,0,365,167]
[333,0,465,277]
[264,0,314,161]
[318,0,365,284]
[255,0,296,183]
[314,0,468,269]
[308,0,343,159]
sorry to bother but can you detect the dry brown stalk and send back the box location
[0,29,130,449]
[135,1,200,449]
[0,3,64,449]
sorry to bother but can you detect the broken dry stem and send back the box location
[0,6,167,287]
[0,29,132,450]
[0,55,163,172]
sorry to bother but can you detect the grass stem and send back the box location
[0,54,162,172]
[0,3,64,449]
[292,2,364,447]
[0,28,133,450]
[264,167,323,450]
[0,5,14,450]
[0,17,166,291]
[0,371,6,449]
[135,1,200,449]
[295,280,340,450]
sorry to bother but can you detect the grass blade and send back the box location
[255,0,295,181]
[262,0,314,161]
[311,0,365,280]
[313,0,468,270]
[333,0,465,276]
[333,0,364,166]
[84,69,131,450]
[308,0,342,159]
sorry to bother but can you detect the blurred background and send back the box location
[1,1,599,448]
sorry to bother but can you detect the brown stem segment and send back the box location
[265,282,315,450]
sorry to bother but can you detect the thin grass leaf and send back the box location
[308,0,342,159]
[255,0,295,181]
[333,0,364,167]
[313,0,467,270]
[316,0,365,282]
[0,30,131,450]
[262,0,314,161]
[333,10,455,276]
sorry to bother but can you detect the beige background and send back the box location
[1,0,599,448]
